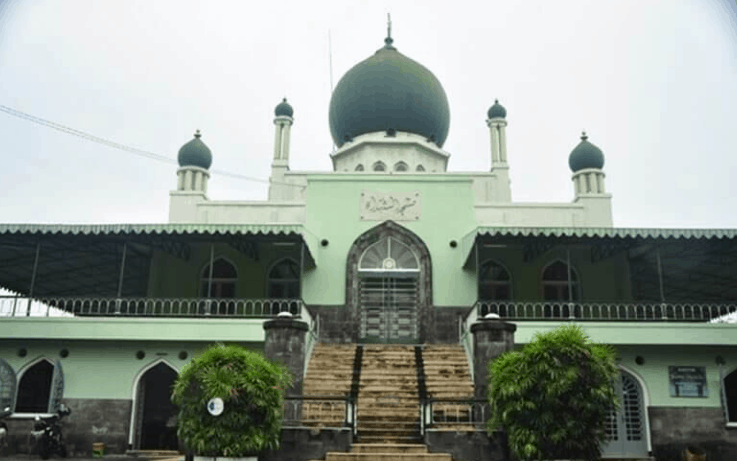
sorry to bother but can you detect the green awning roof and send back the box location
[462,226,737,303]
[0,223,319,297]
[462,226,737,265]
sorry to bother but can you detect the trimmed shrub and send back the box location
[487,325,619,461]
[171,343,292,457]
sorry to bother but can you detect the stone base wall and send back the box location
[649,407,737,461]
[262,427,352,461]
[308,305,469,344]
[5,398,132,456]
[425,429,508,461]
[308,305,355,343]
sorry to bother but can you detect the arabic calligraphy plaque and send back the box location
[360,190,421,221]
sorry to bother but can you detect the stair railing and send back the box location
[414,345,429,437]
[349,345,364,436]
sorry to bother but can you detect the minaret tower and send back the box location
[486,100,511,201]
[268,98,294,200]
[486,99,508,167]
[169,129,212,222]
[568,131,612,225]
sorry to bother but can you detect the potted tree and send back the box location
[172,343,292,461]
[487,325,620,461]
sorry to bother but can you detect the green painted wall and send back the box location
[302,175,478,307]
[147,243,303,298]
[475,245,632,301]
[616,345,737,408]
[0,339,263,400]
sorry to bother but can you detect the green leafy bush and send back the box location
[487,325,619,461]
[171,344,292,457]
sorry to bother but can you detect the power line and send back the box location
[0,104,305,189]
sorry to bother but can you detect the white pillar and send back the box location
[273,116,294,164]
[281,123,291,161]
[273,123,283,159]
[499,123,508,163]
[489,122,500,163]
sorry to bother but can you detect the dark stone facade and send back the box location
[470,319,516,400]
[262,428,352,461]
[4,398,132,456]
[308,304,468,344]
[263,317,309,398]
[425,429,508,461]
[649,407,737,461]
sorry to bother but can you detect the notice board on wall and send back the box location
[669,366,709,397]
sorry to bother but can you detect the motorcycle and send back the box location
[31,404,70,459]
[0,406,10,452]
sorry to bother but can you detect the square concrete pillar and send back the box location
[263,315,309,398]
[471,318,516,400]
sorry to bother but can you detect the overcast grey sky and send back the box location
[0,0,735,228]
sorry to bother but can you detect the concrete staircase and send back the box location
[422,345,475,430]
[302,343,357,426]
[312,444,451,461]
[422,345,474,400]
[356,345,421,443]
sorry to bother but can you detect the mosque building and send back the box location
[0,28,736,461]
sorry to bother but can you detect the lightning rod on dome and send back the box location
[387,13,391,39]
[328,29,336,154]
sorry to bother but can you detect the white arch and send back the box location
[394,161,408,172]
[14,356,56,415]
[127,358,180,446]
[618,365,652,453]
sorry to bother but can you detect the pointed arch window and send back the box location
[355,164,364,171]
[15,359,63,414]
[478,260,511,300]
[394,161,408,172]
[267,259,300,298]
[372,161,386,172]
[541,260,579,301]
[359,237,419,272]
[200,258,237,298]
[416,165,425,172]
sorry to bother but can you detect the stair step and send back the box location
[327,452,450,461]
[350,444,428,454]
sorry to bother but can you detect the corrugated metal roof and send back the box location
[462,226,737,268]
[0,223,307,236]
[472,227,737,239]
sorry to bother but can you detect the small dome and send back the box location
[568,131,604,172]
[329,37,450,148]
[487,99,506,119]
[275,98,293,117]
[177,130,212,169]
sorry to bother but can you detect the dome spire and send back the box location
[384,13,394,47]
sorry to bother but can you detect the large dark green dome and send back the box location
[329,38,450,148]
[568,132,604,172]
[178,130,212,169]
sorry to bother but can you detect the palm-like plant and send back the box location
[172,344,292,457]
[487,325,619,461]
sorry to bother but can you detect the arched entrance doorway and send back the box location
[346,221,432,343]
[602,370,649,458]
[133,362,179,451]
